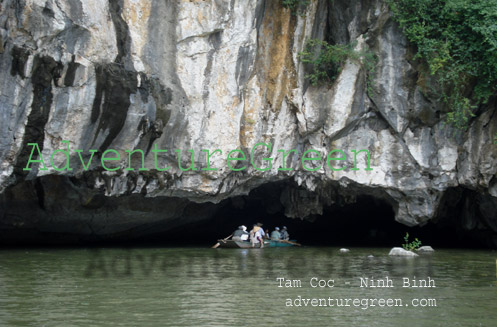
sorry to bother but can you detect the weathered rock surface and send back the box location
[416,246,434,253]
[389,247,418,257]
[0,0,496,245]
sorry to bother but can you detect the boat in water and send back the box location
[216,239,300,248]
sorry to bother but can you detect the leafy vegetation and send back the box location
[402,232,422,251]
[282,0,310,16]
[298,39,376,94]
[387,0,497,131]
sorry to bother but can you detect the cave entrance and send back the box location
[2,177,489,247]
[157,181,486,248]
[207,192,404,247]
[156,182,405,247]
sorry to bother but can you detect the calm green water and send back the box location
[0,247,496,327]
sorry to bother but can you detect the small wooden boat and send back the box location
[216,239,300,248]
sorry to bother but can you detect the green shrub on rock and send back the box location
[298,39,376,94]
[387,0,497,131]
[402,232,422,251]
[282,0,310,16]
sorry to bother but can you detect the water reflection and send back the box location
[82,248,441,280]
[0,247,496,326]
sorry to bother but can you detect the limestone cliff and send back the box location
[0,0,496,245]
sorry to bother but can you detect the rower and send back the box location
[233,225,249,241]
[250,223,265,248]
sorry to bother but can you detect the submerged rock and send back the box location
[389,247,419,257]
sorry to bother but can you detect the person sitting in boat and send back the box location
[250,223,265,248]
[280,226,289,241]
[232,225,249,241]
[264,229,270,239]
[271,227,281,240]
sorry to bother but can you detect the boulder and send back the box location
[416,246,435,253]
[389,247,419,257]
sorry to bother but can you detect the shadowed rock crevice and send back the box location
[10,46,30,78]
[90,63,138,152]
[63,55,80,87]
[14,55,63,177]
[108,0,131,64]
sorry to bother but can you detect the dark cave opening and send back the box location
[150,182,489,249]
[1,177,494,248]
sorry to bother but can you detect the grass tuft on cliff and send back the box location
[298,39,376,95]
[282,0,310,16]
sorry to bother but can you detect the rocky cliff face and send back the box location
[1,0,496,245]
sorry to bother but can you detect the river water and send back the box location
[0,247,496,326]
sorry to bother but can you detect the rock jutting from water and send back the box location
[389,247,419,257]
[416,246,435,253]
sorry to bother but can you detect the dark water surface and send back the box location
[0,247,496,326]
